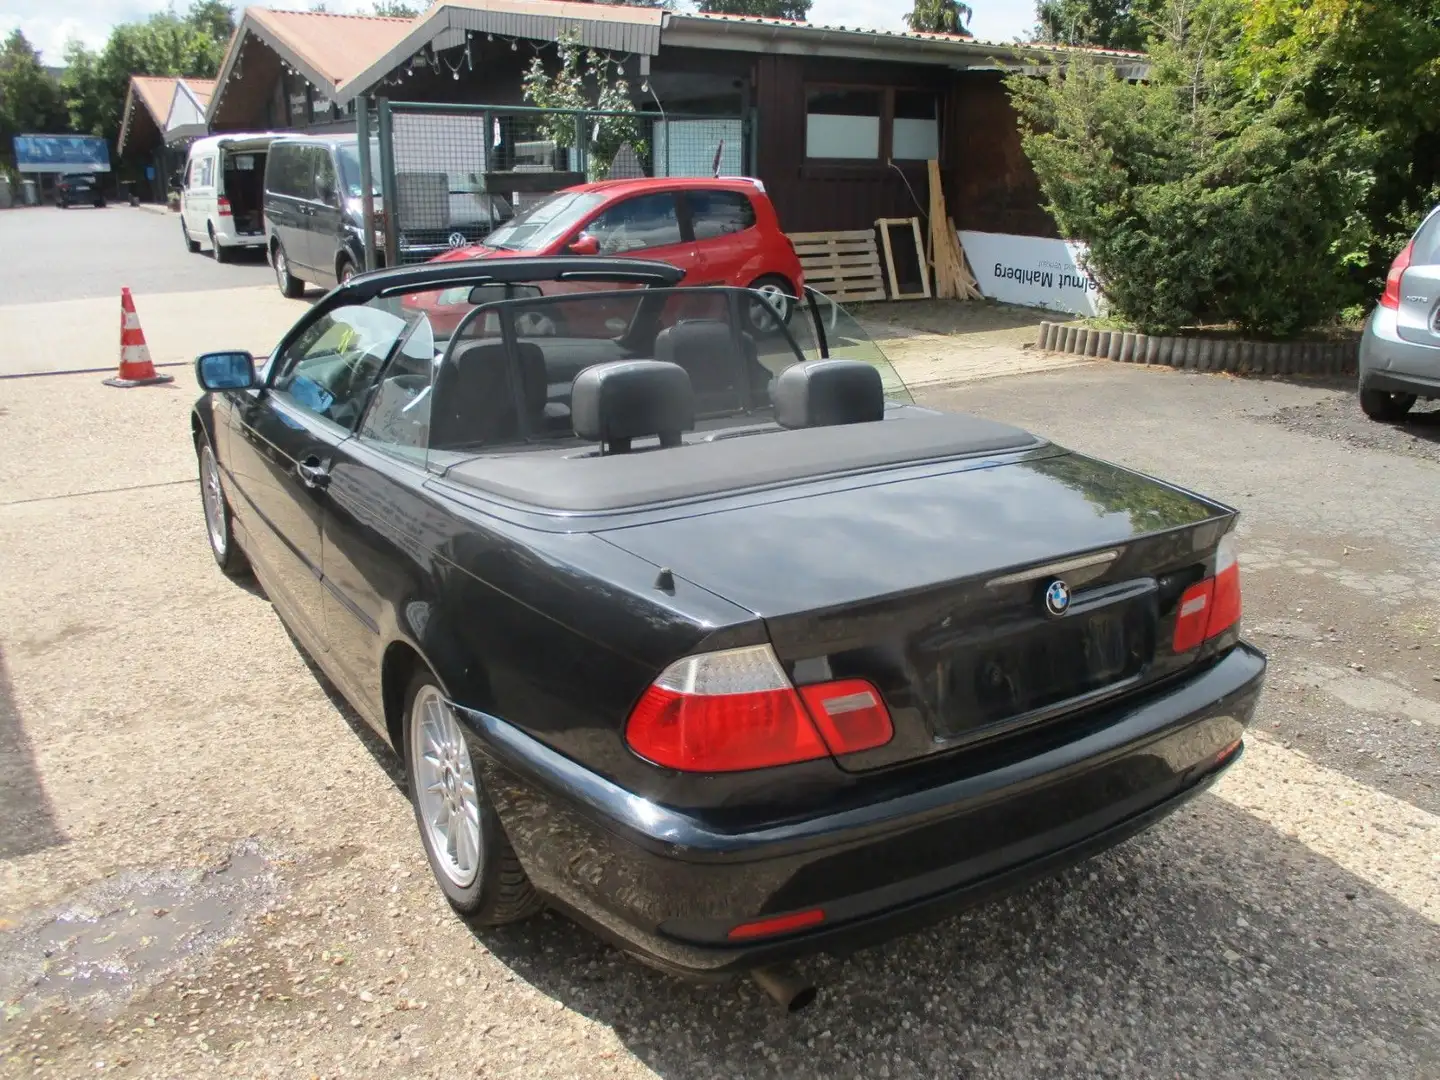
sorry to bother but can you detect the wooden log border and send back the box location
[1034,323,1359,376]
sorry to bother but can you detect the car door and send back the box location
[226,305,396,652]
[684,188,759,286]
[268,144,315,275]
[308,147,344,284]
[181,156,201,237]
[320,320,439,722]
[582,192,699,278]
[565,193,695,330]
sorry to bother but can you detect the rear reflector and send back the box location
[625,645,893,772]
[1380,240,1412,310]
[727,908,825,941]
[217,196,232,217]
[798,679,893,755]
[1173,533,1242,652]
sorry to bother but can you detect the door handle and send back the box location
[297,456,330,489]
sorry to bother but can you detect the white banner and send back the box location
[958,230,1106,316]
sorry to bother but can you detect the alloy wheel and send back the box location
[410,686,483,888]
[199,444,227,558]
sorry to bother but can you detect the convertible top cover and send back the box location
[439,413,1044,512]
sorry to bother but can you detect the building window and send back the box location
[805,89,882,160]
[805,86,941,165]
[892,90,940,160]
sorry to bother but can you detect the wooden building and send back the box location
[204,2,1147,240]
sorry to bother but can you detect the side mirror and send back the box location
[196,351,257,391]
[568,233,600,256]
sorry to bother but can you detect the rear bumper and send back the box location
[459,641,1266,977]
[1360,306,1440,398]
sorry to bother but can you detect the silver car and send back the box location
[1359,206,1440,421]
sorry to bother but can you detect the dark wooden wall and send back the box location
[755,54,1056,239]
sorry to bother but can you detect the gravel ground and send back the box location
[1,362,1437,1079]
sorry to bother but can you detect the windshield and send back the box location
[480,191,604,252]
[337,140,382,199]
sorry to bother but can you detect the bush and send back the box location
[1007,0,1374,338]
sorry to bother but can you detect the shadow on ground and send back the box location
[0,645,67,860]
[462,797,1437,1078]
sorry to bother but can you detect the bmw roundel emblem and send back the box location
[1044,579,1072,617]
[447,231,466,248]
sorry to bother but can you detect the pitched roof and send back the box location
[244,8,416,89]
[127,76,217,128]
[118,76,218,155]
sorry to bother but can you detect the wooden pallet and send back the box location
[786,229,888,304]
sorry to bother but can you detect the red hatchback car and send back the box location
[409,176,804,337]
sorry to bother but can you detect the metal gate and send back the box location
[362,100,750,270]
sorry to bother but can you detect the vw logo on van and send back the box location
[447,231,466,249]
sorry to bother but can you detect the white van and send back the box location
[180,133,281,262]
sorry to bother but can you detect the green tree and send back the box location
[1032,0,1162,49]
[697,0,812,19]
[186,1,237,43]
[522,30,645,180]
[906,0,973,34]
[1233,0,1440,301]
[1007,0,1374,336]
[61,9,230,147]
[372,1,419,15]
[0,30,66,147]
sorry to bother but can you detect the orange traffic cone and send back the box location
[104,288,174,387]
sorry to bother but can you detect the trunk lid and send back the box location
[599,451,1235,770]
[1395,262,1440,347]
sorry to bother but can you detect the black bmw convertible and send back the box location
[190,257,1265,1008]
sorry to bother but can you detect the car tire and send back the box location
[272,242,304,299]
[402,670,542,925]
[337,256,357,285]
[210,224,230,263]
[182,218,202,254]
[95,199,105,208]
[1359,387,1417,422]
[744,274,796,335]
[196,436,251,579]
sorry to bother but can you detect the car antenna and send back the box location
[654,567,675,593]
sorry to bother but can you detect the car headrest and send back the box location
[773,359,885,429]
[571,360,695,453]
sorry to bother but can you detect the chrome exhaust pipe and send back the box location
[750,964,817,1012]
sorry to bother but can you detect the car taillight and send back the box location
[1173,533,1242,653]
[625,644,894,772]
[217,196,232,217]
[1380,240,1413,309]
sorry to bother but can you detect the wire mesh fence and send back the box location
[378,102,747,265]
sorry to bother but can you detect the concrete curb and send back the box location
[135,203,176,216]
[1034,323,1359,376]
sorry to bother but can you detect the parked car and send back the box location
[181,134,278,261]
[56,173,104,208]
[1359,205,1440,421]
[407,177,805,337]
[189,258,1264,1009]
[263,134,509,297]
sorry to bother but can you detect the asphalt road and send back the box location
[0,204,272,304]
[0,345,1436,1075]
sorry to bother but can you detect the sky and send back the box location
[2,1,1041,66]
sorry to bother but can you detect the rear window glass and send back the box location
[688,190,756,240]
[1412,210,1440,265]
